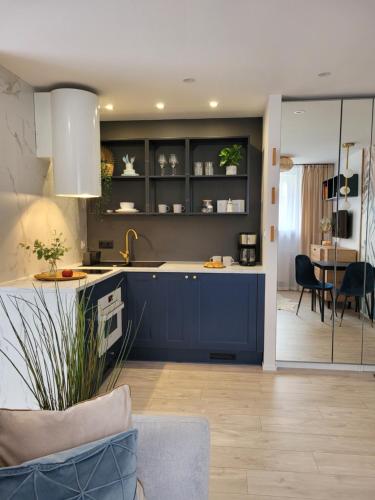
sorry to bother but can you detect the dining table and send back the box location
[311,260,352,322]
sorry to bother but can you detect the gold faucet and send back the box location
[119,228,139,264]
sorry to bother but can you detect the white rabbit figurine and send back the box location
[121,155,137,175]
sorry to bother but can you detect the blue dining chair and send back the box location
[336,262,374,326]
[295,255,334,316]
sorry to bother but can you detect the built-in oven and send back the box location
[97,287,124,357]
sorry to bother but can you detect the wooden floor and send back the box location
[277,291,375,364]
[117,361,375,499]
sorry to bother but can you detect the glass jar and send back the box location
[194,162,203,176]
[204,161,214,176]
[201,199,214,213]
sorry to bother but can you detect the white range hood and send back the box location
[34,88,101,198]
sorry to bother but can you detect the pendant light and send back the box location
[280,155,294,172]
[342,142,355,179]
[341,142,355,209]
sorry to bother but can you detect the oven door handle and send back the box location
[99,302,124,321]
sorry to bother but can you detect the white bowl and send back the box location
[120,202,135,210]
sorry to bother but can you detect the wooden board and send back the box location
[34,271,87,281]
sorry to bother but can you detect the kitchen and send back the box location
[0,82,266,410]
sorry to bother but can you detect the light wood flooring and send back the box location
[117,361,375,499]
[277,291,375,364]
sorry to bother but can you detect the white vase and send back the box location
[226,165,237,176]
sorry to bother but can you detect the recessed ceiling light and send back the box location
[155,102,165,110]
[209,101,218,108]
[104,103,114,110]
[183,77,196,83]
[294,110,305,115]
[318,71,331,77]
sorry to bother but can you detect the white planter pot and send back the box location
[226,165,237,176]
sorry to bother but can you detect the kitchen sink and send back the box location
[80,261,165,268]
[126,261,165,268]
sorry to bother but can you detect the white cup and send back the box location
[223,256,234,266]
[210,256,222,262]
[158,204,170,213]
[120,201,134,210]
[173,204,185,213]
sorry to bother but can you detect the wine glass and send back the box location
[158,154,167,176]
[169,154,178,176]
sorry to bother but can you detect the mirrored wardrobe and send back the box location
[277,98,374,365]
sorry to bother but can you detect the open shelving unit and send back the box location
[322,173,359,201]
[100,136,251,216]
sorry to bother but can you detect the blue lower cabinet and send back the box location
[159,273,197,349]
[126,273,165,348]
[195,274,257,352]
[127,272,265,364]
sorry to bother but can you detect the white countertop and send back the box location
[0,261,264,292]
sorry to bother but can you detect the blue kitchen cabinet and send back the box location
[126,273,166,348]
[194,274,258,351]
[127,272,265,364]
[127,273,196,351]
[157,273,197,349]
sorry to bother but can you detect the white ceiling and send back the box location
[281,100,342,164]
[1,0,375,120]
[281,98,374,164]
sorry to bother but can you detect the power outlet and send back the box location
[99,240,114,249]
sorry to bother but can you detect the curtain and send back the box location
[301,164,334,257]
[278,166,302,290]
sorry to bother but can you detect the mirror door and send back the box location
[277,98,375,366]
[332,99,373,364]
[277,100,341,363]
[361,101,375,364]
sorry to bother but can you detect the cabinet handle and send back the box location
[271,186,276,204]
[152,274,157,279]
[193,275,197,280]
[185,275,189,279]
[270,225,276,242]
[272,147,277,166]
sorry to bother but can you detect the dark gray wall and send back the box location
[87,118,263,262]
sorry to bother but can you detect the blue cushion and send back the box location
[0,429,138,500]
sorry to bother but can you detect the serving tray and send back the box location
[34,271,87,281]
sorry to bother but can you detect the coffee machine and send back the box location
[239,233,257,266]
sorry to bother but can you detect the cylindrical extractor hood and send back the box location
[51,88,101,198]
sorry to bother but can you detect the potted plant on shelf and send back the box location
[20,231,69,277]
[219,144,243,176]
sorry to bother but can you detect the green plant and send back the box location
[20,231,69,273]
[219,144,243,168]
[95,161,113,215]
[0,286,145,410]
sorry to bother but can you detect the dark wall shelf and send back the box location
[322,173,359,201]
[190,174,248,180]
[100,136,251,216]
[112,176,146,180]
[149,175,186,180]
[103,211,248,216]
